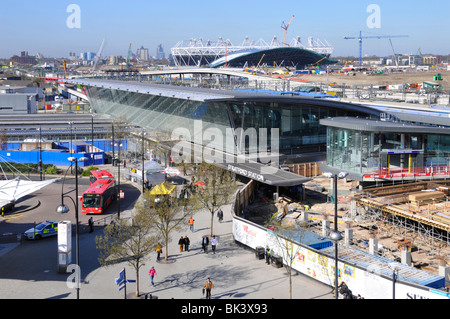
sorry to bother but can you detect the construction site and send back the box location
[296,177,450,281]
[350,180,450,261]
[243,175,450,291]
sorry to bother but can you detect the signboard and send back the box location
[164,167,181,176]
[57,221,72,273]
[227,164,265,182]
[115,268,136,298]
[232,215,450,299]
[58,221,72,253]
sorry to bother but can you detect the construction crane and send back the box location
[132,48,139,70]
[344,31,409,67]
[389,39,399,68]
[281,15,294,47]
[126,43,132,70]
[416,47,424,65]
[91,38,106,73]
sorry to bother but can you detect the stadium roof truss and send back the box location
[171,36,334,67]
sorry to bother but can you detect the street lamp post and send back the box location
[388,263,399,299]
[91,115,94,152]
[56,156,88,299]
[115,142,123,219]
[141,130,146,194]
[38,126,42,181]
[68,121,74,173]
[111,124,115,166]
[118,155,121,219]
[324,171,348,299]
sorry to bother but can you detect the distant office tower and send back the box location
[139,46,149,61]
[110,56,119,65]
[156,44,165,59]
[80,52,96,61]
[87,52,96,61]
[68,52,77,60]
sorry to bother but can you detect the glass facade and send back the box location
[326,126,450,178]
[86,85,374,158]
[87,86,232,152]
[227,101,346,154]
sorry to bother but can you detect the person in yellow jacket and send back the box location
[156,243,162,261]
[203,277,214,299]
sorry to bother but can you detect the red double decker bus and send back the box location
[82,172,116,214]
[89,169,114,185]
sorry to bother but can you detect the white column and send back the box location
[58,221,72,273]
[369,238,378,255]
[322,220,330,237]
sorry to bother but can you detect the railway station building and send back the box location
[320,113,450,183]
[68,79,374,186]
[70,78,450,188]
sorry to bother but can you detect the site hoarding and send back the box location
[232,215,450,299]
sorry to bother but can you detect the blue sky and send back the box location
[1,0,449,58]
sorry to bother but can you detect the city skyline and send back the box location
[1,0,449,59]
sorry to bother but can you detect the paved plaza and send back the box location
[0,167,334,301]
[0,206,333,300]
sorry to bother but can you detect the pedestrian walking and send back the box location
[202,235,209,254]
[203,277,214,299]
[156,243,162,261]
[265,245,271,265]
[184,236,190,252]
[178,236,185,252]
[148,266,157,286]
[338,281,353,299]
[217,208,223,222]
[88,217,94,233]
[211,235,218,254]
[189,217,195,232]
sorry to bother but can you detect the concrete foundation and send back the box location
[322,220,330,237]
[401,249,412,266]
[345,228,353,247]
[439,266,449,286]
[300,211,308,223]
[369,238,378,255]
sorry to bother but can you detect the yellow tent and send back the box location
[149,182,176,196]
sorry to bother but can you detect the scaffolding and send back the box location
[350,181,450,259]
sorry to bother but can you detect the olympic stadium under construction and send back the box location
[171,36,335,68]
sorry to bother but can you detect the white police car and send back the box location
[24,221,59,240]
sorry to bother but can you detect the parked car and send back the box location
[23,221,59,240]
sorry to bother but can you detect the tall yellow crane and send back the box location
[281,15,294,47]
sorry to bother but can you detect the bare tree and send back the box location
[265,211,310,299]
[112,116,131,160]
[146,130,173,167]
[144,189,193,261]
[189,162,237,238]
[95,209,159,297]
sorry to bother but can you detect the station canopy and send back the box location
[0,177,59,210]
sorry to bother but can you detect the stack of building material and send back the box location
[409,191,445,207]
